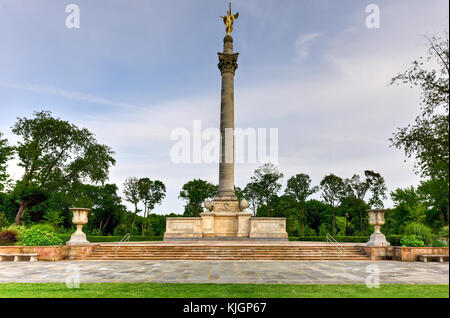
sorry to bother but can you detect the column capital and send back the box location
[218,52,239,74]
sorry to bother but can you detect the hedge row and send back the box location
[58,235,163,244]
[288,235,404,246]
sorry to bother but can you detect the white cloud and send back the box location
[0,82,140,110]
[295,32,321,59]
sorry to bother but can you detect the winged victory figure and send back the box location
[221,2,239,36]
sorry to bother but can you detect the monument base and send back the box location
[164,211,288,241]
[66,231,89,246]
[366,232,390,247]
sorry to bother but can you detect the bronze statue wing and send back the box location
[222,16,227,25]
[232,12,239,20]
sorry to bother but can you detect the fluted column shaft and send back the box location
[217,35,238,200]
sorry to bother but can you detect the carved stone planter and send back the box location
[66,208,90,245]
[366,209,390,247]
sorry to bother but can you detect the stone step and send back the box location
[86,244,368,260]
[86,256,370,260]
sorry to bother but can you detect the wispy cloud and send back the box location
[295,32,321,59]
[0,82,140,110]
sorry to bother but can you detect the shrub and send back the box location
[2,225,27,241]
[400,234,426,247]
[29,223,56,233]
[386,235,403,246]
[90,228,103,236]
[0,229,18,242]
[431,240,447,247]
[0,212,9,229]
[22,228,63,246]
[404,223,433,244]
[438,226,449,240]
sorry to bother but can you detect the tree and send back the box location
[11,111,115,224]
[179,179,217,216]
[390,34,449,202]
[418,178,448,227]
[391,186,427,224]
[285,173,318,232]
[365,170,388,208]
[0,132,13,192]
[138,178,166,234]
[123,177,141,229]
[251,163,283,217]
[243,181,261,215]
[320,174,345,235]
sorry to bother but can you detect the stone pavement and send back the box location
[0,260,448,284]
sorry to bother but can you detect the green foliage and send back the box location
[431,240,447,247]
[10,110,116,224]
[438,226,449,240]
[404,223,433,244]
[250,163,283,217]
[0,212,9,228]
[386,235,404,246]
[2,224,27,241]
[390,34,449,182]
[22,227,63,246]
[0,229,18,242]
[400,234,426,247]
[43,209,64,231]
[179,179,217,217]
[0,132,14,192]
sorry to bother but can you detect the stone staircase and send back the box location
[86,244,370,260]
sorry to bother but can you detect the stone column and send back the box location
[216,35,239,202]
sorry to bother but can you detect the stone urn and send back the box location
[204,199,213,213]
[240,199,249,212]
[366,209,390,247]
[66,208,91,245]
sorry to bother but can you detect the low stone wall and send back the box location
[364,246,449,261]
[392,247,449,262]
[0,244,98,261]
[249,218,288,240]
[164,217,202,239]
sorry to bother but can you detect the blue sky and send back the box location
[0,0,448,214]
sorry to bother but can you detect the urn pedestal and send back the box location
[66,208,90,246]
[366,209,390,247]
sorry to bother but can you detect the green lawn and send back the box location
[0,283,448,298]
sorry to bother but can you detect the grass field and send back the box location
[0,283,448,298]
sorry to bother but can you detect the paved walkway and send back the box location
[0,260,448,284]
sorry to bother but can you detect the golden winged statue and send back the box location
[221,2,239,36]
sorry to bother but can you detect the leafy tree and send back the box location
[365,170,388,208]
[285,173,318,232]
[138,178,166,235]
[390,34,449,207]
[179,179,217,216]
[418,178,448,227]
[320,174,345,235]
[251,163,283,217]
[11,111,115,224]
[243,181,261,215]
[123,177,141,229]
[391,186,427,226]
[0,132,13,192]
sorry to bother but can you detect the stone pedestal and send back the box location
[366,209,390,247]
[66,208,90,246]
